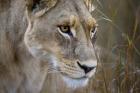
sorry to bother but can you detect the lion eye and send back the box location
[59,26,69,32]
[58,25,73,36]
[90,26,97,39]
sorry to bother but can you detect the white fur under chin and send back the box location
[62,76,89,89]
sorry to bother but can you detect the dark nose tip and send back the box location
[77,61,95,74]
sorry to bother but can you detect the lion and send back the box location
[0,0,98,92]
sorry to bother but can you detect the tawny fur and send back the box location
[0,0,97,93]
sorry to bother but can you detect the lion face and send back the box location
[24,0,97,88]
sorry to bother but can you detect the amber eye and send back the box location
[59,26,69,32]
[58,25,73,36]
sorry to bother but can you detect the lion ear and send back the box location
[25,0,57,17]
[25,0,35,10]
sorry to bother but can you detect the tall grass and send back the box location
[91,0,140,93]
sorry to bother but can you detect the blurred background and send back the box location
[42,0,140,93]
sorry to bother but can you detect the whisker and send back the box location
[96,17,112,22]
[47,71,59,74]
[47,68,58,72]
[47,70,64,74]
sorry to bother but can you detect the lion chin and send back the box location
[62,76,89,89]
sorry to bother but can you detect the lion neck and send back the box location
[0,0,49,92]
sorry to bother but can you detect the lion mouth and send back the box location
[61,72,88,80]
[60,72,89,88]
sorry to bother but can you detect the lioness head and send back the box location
[24,0,98,88]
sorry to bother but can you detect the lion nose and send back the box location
[77,61,95,74]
